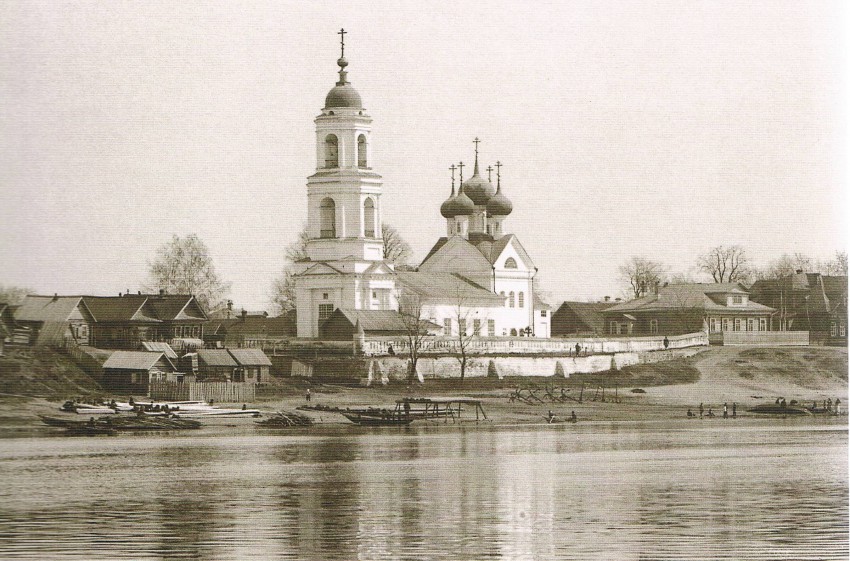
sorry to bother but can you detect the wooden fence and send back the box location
[149,381,256,402]
[712,331,809,346]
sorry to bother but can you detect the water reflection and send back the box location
[0,423,845,560]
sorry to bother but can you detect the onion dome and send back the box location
[440,184,458,218]
[462,142,495,205]
[452,185,475,216]
[486,183,513,216]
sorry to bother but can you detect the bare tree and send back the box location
[696,245,750,284]
[397,289,431,384]
[270,226,310,316]
[0,284,34,305]
[382,223,412,266]
[820,251,848,276]
[146,234,230,312]
[450,286,484,382]
[754,252,814,280]
[619,257,665,299]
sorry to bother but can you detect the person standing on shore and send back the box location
[723,402,728,419]
[699,403,704,419]
[732,402,737,418]
[306,388,311,402]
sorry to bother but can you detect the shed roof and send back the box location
[103,351,173,371]
[228,348,273,367]
[141,341,178,360]
[555,301,613,332]
[603,284,774,314]
[83,296,160,323]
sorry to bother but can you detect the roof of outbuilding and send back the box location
[326,309,441,332]
[197,349,238,367]
[397,272,504,303]
[145,294,206,321]
[103,351,173,371]
[141,341,178,360]
[555,301,613,332]
[14,296,86,322]
[228,348,273,367]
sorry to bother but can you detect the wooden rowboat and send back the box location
[342,412,413,426]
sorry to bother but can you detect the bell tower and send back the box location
[305,28,384,262]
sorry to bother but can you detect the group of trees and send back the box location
[619,246,848,298]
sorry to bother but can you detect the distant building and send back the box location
[101,351,178,393]
[749,272,847,345]
[601,283,774,336]
[196,349,239,381]
[14,292,209,350]
[552,301,615,337]
[319,308,441,340]
[205,311,296,348]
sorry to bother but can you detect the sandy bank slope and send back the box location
[645,346,847,407]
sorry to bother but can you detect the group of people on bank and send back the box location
[687,402,737,419]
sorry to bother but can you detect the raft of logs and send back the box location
[40,415,203,431]
[254,411,314,428]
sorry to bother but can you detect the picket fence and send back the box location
[148,381,256,402]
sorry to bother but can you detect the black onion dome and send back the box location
[486,186,513,216]
[440,187,458,218]
[462,172,496,205]
[452,187,475,216]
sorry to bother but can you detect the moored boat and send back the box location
[342,412,413,426]
[748,403,813,416]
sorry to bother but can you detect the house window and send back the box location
[488,319,495,337]
[649,319,658,334]
[518,292,525,308]
[732,295,743,304]
[831,322,838,337]
[318,304,334,321]
[709,318,717,333]
[443,319,452,336]
[610,321,618,335]
[733,318,741,332]
[841,322,846,337]
[747,319,754,332]
[509,292,515,308]
[325,134,339,168]
[357,134,367,168]
[320,198,336,238]
[364,198,375,237]
[759,318,767,331]
[722,318,729,332]
[504,258,518,269]
[473,319,481,336]
[541,310,547,317]
[458,319,466,336]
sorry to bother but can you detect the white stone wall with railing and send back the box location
[359,332,708,357]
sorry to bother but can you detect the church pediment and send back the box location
[301,262,345,276]
[361,261,394,276]
[419,235,493,274]
[492,235,536,271]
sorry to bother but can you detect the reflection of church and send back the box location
[293,32,550,339]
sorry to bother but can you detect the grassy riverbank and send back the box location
[0,345,846,436]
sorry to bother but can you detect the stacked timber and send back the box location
[254,411,314,428]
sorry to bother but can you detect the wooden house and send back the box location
[552,301,615,337]
[101,351,177,393]
[196,349,238,381]
[13,295,94,346]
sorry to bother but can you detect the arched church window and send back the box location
[325,134,339,168]
[357,135,367,168]
[504,257,517,269]
[509,291,515,308]
[518,292,525,308]
[320,198,336,238]
[364,198,375,237]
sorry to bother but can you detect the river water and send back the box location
[0,420,846,560]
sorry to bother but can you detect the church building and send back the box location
[293,32,550,339]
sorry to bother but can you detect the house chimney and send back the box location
[227,300,233,311]
[604,296,611,302]
[241,309,247,321]
[615,297,622,302]
[795,269,803,274]
[663,282,669,287]
[159,288,165,296]
[138,290,141,295]
[53,293,58,302]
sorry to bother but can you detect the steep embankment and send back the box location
[0,347,102,398]
[644,346,847,406]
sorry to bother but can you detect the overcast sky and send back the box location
[1,1,847,310]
